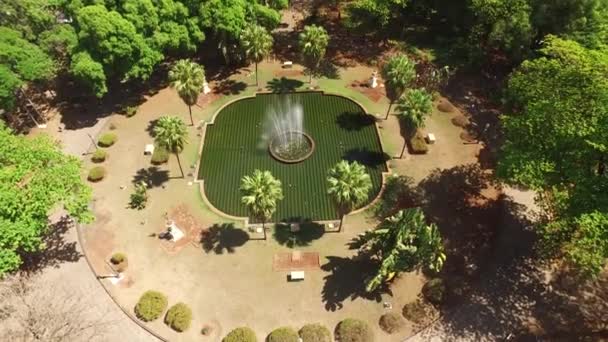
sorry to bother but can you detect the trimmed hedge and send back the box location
[164,303,192,332]
[110,252,126,264]
[379,312,404,334]
[91,149,107,163]
[125,105,138,117]
[151,145,169,164]
[98,133,117,147]
[267,327,298,342]
[87,166,106,182]
[223,327,257,342]
[422,278,447,305]
[335,319,373,342]
[299,323,331,342]
[409,132,428,154]
[134,291,168,322]
[402,299,427,324]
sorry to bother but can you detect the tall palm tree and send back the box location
[168,60,206,126]
[299,25,329,84]
[240,169,283,240]
[381,54,416,120]
[396,88,433,158]
[154,116,188,178]
[327,160,372,232]
[240,24,273,87]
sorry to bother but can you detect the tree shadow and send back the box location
[343,148,391,168]
[318,60,340,79]
[132,167,169,188]
[200,223,249,254]
[273,221,325,248]
[321,255,391,311]
[145,118,159,138]
[372,175,424,219]
[336,112,377,131]
[266,77,304,93]
[213,80,247,96]
[20,216,82,273]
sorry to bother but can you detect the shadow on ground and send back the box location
[273,221,325,248]
[336,112,376,131]
[266,77,304,93]
[214,80,247,96]
[20,216,82,273]
[200,223,249,254]
[321,254,391,311]
[132,167,169,188]
[343,148,390,168]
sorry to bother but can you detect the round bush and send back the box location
[134,291,168,322]
[378,312,405,334]
[267,327,298,342]
[91,149,107,163]
[98,133,117,147]
[164,303,192,332]
[402,300,428,324]
[110,252,126,264]
[437,100,455,113]
[223,327,257,342]
[87,166,106,182]
[451,115,469,128]
[151,146,169,164]
[335,319,373,342]
[422,278,447,305]
[299,323,331,342]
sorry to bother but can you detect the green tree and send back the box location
[299,25,330,84]
[240,169,283,240]
[240,24,273,87]
[154,116,188,178]
[168,59,206,126]
[499,36,608,276]
[360,208,446,292]
[0,122,93,275]
[327,160,372,232]
[70,51,107,98]
[0,0,56,41]
[381,54,416,120]
[396,88,433,158]
[200,0,248,64]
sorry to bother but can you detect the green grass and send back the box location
[198,92,388,221]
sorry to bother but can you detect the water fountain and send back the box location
[263,97,315,163]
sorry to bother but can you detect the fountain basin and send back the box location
[269,131,315,163]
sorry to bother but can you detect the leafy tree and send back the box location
[70,51,107,98]
[327,160,372,232]
[0,0,56,41]
[240,169,283,240]
[499,36,608,276]
[200,0,248,64]
[360,208,446,292]
[381,54,416,120]
[0,27,55,111]
[168,59,206,126]
[154,116,188,178]
[299,25,330,84]
[0,122,93,275]
[38,24,78,66]
[251,3,281,30]
[346,0,410,31]
[240,24,273,87]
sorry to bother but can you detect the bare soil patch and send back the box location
[348,80,385,103]
[273,251,320,271]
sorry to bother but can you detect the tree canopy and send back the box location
[498,36,608,276]
[0,122,93,275]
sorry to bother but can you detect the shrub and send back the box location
[130,182,148,209]
[451,115,469,128]
[134,291,168,322]
[109,122,118,130]
[335,319,373,342]
[125,105,138,117]
[422,278,447,305]
[402,299,428,324]
[98,133,117,147]
[437,100,455,113]
[87,166,106,182]
[378,312,404,334]
[151,145,169,164]
[91,149,107,163]
[409,132,428,154]
[223,327,257,342]
[299,323,331,342]
[267,327,298,342]
[110,252,126,264]
[164,303,192,332]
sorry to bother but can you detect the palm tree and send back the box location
[327,160,372,232]
[396,88,433,158]
[240,24,273,87]
[168,60,206,126]
[154,116,188,178]
[381,54,416,120]
[360,208,446,292]
[299,25,329,84]
[240,169,283,240]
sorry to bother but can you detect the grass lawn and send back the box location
[198,92,388,221]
